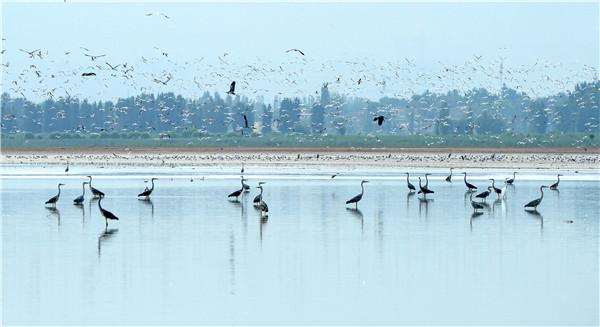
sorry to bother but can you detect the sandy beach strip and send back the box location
[1,147,599,169]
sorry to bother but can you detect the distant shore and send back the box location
[2,147,599,169]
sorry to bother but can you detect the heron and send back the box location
[98,197,119,227]
[73,182,89,205]
[137,177,158,200]
[346,180,369,209]
[470,192,485,212]
[445,168,453,182]
[45,183,65,207]
[253,182,266,208]
[549,174,562,190]
[65,160,69,173]
[475,186,493,201]
[256,185,269,216]
[462,172,477,192]
[226,81,236,95]
[418,177,434,197]
[506,172,517,185]
[242,177,250,192]
[489,179,502,198]
[87,175,105,198]
[524,185,549,211]
[228,178,245,201]
[405,172,416,192]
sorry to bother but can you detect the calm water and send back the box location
[2,165,599,325]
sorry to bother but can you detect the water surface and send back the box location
[2,166,598,325]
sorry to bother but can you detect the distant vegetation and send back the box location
[1,80,598,149]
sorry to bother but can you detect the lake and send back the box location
[1,165,598,325]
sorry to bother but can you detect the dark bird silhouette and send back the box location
[346,180,369,209]
[227,81,236,95]
[84,53,106,61]
[462,172,477,192]
[241,114,249,128]
[373,115,385,126]
[489,179,502,197]
[256,185,269,216]
[65,160,69,173]
[73,182,89,205]
[405,172,416,192]
[81,72,96,77]
[475,187,493,201]
[228,177,246,201]
[137,177,157,200]
[470,192,485,212]
[418,177,434,197]
[285,48,305,56]
[506,172,517,184]
[549,174,562,190]
[98,197,119,227]
[524,185,549,211]
[253,182,266,207]
[87,175,105,198]
[445,168,453,182]
[45,183,65,207]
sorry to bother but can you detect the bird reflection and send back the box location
[97,227,118,258]
[418,197,433,216]
[346,208,364,231]
[470,211,483,231]
[140,198,154,219]
[46,207,61,226]
[259,215,268,242]
[229,229,236,295]
[525,210,544,230]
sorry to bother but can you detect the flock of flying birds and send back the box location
[2,9,597,142]
[44,163,567,227]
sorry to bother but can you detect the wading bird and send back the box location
[418,177,434,197]
[65,160,69,173]
[256,185,269,216]
[463,172,477,192]
[138,177,158,200]
[242,177,250,192]
[445,168,453,182]
[87,175,105,198]
[227,177,245,201]
[73,182,89,205]
[524,185,549,211]
[470,192,485,212]
[475,186,492,201]
[549,174,562,190]
[98,197,119,227]
[489,179,502,198]
[45,183,65,207]
[253,182,266,208]
[506,172,517,185]
[346,180,369,209]
[405,172,416,192]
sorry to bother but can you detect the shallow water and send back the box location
[2,165,599,325]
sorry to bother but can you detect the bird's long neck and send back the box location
[98,198,103,210]
[259,187,264,196]
[57,185,62,196]
[556,175,560,184]
[425,175,429,187]
[491,179,495,188]
[150,179,155,191]
[88,177,92,186]
[82,183,86,195]
[406,174,409,183]
[360,183,365,195]
[419,178,423,188]
[464,174,467,182]
[539,186,545,200]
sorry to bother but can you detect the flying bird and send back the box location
[227,81,236,95]
[286,48,305,56]
[84,53,106,61]
[81,72,96,77]
[373,115,385,126]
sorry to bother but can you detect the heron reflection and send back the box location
[346,207,364,231]
[97,227,119,257]
[46,207,61,226]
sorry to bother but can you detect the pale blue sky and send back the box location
[1,1,598,101]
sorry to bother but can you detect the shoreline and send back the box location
[2,147,599,169]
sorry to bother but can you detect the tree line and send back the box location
[1,81,598,138]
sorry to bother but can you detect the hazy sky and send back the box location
[1,1,598,101]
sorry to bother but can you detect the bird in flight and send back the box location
[373,115,385,126]
[105,62,120,70]
[153,75,171,85]
[84,53,106,61]
[81,72,97,77]
[286,48,305,56]
[227,81,236,95]
[19,49,40,58]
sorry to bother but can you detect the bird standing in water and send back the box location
[346,180,369,209]
[98,197,119,227]
[45,183,65,207]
